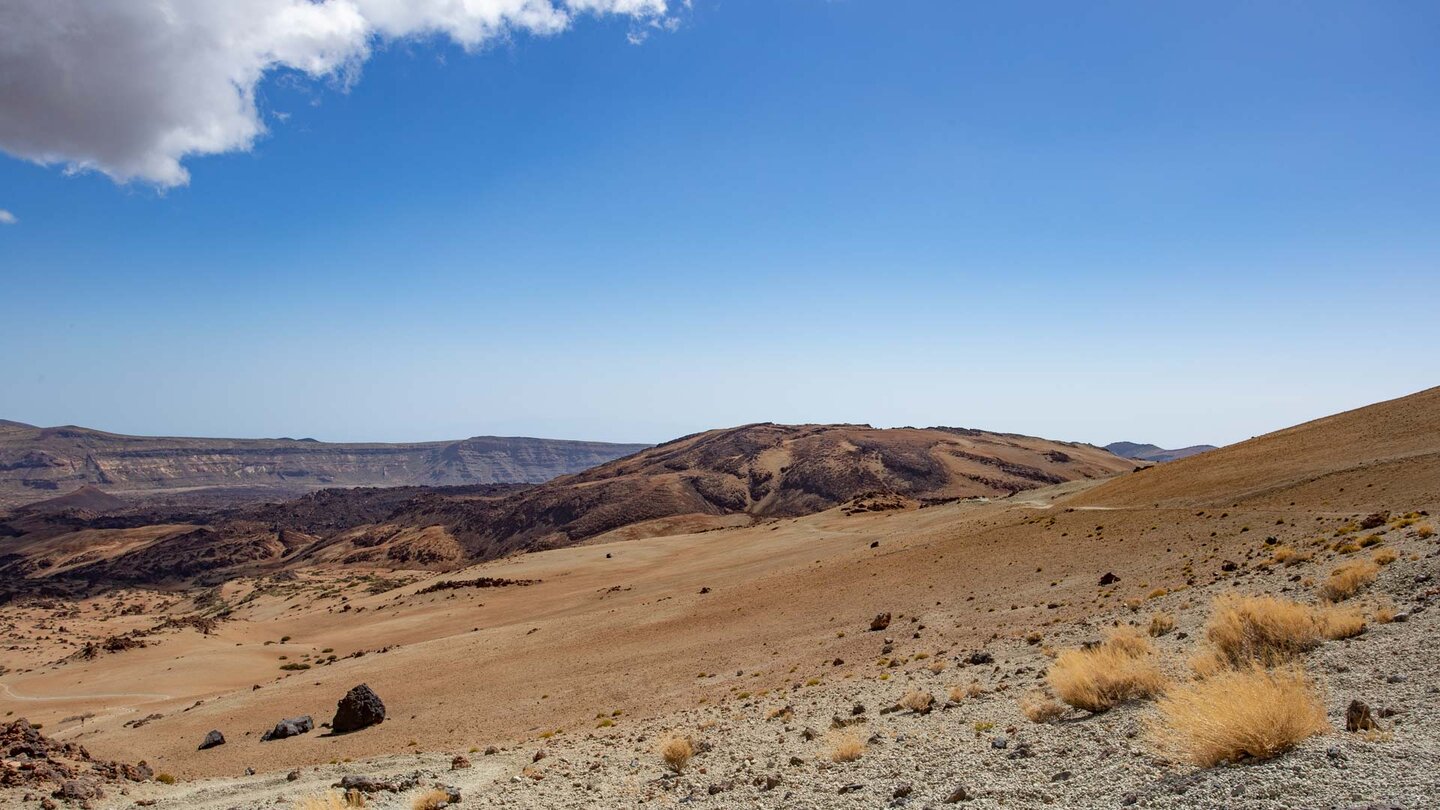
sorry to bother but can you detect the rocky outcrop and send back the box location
[0,718,152,791]
[388,423,1136,561]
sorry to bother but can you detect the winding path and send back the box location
[0,681,171,703]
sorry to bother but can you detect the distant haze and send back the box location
[2,4,1437,449]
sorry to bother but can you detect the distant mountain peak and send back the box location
[1104,441,1217,463]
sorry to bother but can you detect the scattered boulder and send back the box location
[337,775,395,794]
[1099,572,1120,586]
[1346,700,1378,732]
[967,651,994,665]
[197,730,225,751]
[331,684,386,734]
[870,612,892,631]
[52,779,102,801]
[260,716,313,742]
[450,755,471,770]
[944,784,971,802]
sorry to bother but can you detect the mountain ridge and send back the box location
[1104,441,1218,463]
[0,422,651,509]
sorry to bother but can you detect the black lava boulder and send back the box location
[197,730,225,750]
[260,715,314,742]
[331,684,386,734]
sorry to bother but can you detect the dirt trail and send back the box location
[0,682,172,703]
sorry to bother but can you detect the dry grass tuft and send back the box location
[1372,600,1397,624]
[1203,594,1323,668]
[1270,546,1312,567]
[1048,630,1166,712]
[947,680,985,703]
[1417,524,1435,539]
[1019,690,1066,724]
[1151,666,1329,766]
[1372,548,1398,566]
[1320,560,1379,602]
[1104,625,1155,657]
[899,690,935,713]
[410,789,452,810]
[1315,606,1366,639]
[827,730,866,762]
[295,791,365,810]
[658,734,694,773]
[1148,612,1176,637]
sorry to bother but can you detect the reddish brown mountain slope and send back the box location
[1,423,1130,589]
[384,422,1134,559]
[1072,386,1440,510]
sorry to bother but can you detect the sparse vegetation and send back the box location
[1151,666,1329,766]
[658,734,693,773]
[1202,594,1324,669]
[1315,606,1366,639]
[1270,545,1311,567]
[899,690,935,713]
[293,790,366,810]
[410,788,452,810]
[1373,600,1397,624]
[1148,612,1175,637]
[1320,560,1379,602]
[1048,627,1165,712]
[1020,690,1066,723]
[156,773,177,785]
[827,729,866,762]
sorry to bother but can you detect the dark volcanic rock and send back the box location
[260,715,313,742]
[331,684,386,734]
[197,730,225,750]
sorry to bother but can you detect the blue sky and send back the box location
[2,1,1437,447]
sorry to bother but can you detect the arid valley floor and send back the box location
[3,388,1439,809]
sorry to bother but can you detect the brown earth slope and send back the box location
[0,389,1435,792]
[378,422,1135,559]
[0,421,650,509]
[1074,385,1440,510]
[0,424,1131,590]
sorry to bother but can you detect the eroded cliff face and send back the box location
[0,421,649,508]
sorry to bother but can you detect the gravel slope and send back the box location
[67,519,1439,810]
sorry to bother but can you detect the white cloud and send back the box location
[0,1,672,187]
[0,209,15,225]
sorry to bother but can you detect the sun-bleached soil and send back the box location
[4,387,1438,808]
[6,495,1438,809]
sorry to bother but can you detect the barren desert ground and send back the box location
[3,388,1439,808]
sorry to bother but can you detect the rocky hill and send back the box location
[0,421,650,509]
[347,422,1135,560]
[1103,441,1218,463]
[0,422,1132,589]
